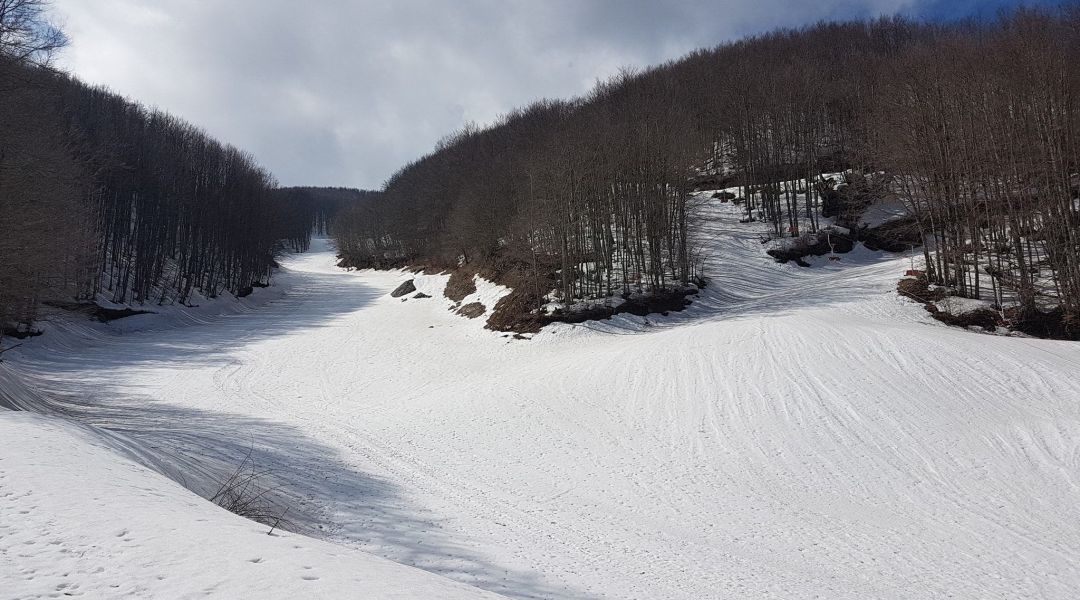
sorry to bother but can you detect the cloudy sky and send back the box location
[51,0,1051,189]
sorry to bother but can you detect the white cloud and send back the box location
[51,0,918,188]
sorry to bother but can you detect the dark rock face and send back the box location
[767,218,922,266]
[413,292,431,299]
[897,276,947,303]
[927,305,1003,331]
[612,290,695,318]
[1005,306,1079,340]
[444,270,477,302]
[1,326,42,339]
[766,232,835,265]
[457,302,486,318]
[692,174,738,192]
[390,280,417,298]
[43,301,153,323]
[861,217,921,252]
[487,284,700,333]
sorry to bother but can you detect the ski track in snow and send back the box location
[4,199,1080,599]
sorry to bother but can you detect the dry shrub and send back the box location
[210,448,292,532]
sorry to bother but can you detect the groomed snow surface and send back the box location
[4,197,1080,599]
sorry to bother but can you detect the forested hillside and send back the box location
[334,7,1080,336]
[277,186,380,237]
[0,1,323,339]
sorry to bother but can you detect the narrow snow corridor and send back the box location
[7,206,1080,599]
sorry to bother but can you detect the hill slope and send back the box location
[3,197,1080,598]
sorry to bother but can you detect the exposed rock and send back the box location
[457,302,486,319]
[413,292,431,299]
[897,276,947,303]
[486,286,698,333]
[1,326,42,339]
[444,270,477,302]
[43,301,153,322]
[818,171,886,224]
[692,173,738,192]
[861,217,921,252]
[926,304,1002,331]
[1005,306,1080,340]
[766,218,919,266]
[390,279,416,298]
[766,232,835,264]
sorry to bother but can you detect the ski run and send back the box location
[3,198,1080,599]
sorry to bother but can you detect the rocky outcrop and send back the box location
[390,280,416,298]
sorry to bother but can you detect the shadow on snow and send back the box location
[1,259,582,600]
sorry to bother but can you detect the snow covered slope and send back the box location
[4,199,1080,599]
[0,412,503,599]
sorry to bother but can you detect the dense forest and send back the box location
[276,187,380,237]
[0,1,330,339]
[333,6,1080,335]
[5,1,1078,339]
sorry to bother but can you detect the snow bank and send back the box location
[410,272,451,299]
[459,275,512,314]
